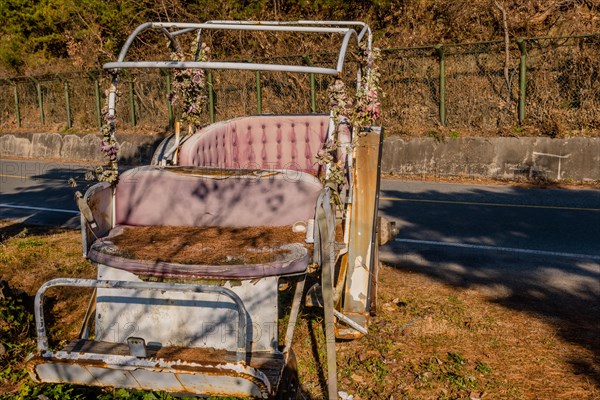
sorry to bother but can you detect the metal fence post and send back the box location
[128,79,137,127]
[3,79,21,127]
[13,84,21,128]
[65,80,72,128]
[12,82,21,128]
[256,70,262,114]
[310,72,316,113]
[517,38,527,126]
[86,72,103,129]
[57,75,72,129]
[161,69,174,129]
[434,44,446,126]
[207,70,215,123]
[303,55,317,113]
[29,77,44,125]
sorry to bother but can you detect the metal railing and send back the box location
[34,278,249,361]
[0,34,598,137]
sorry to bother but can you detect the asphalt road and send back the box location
[379,179,600,258]
[1,159,599,258]
[0,159,96,227]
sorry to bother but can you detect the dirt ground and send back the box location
[0,222,598,399]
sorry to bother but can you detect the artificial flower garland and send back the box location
[169,40,210,134]
[93,74,120,184]
[317,43,383,187]
[92,39,210,185]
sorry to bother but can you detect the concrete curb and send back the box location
[1,132,599,181]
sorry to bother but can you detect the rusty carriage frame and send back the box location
[26,20,397,399]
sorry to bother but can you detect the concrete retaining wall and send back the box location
[1,132,599,181]
[382,136,600,181]
[0,132,165,165]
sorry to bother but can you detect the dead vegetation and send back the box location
[108,225,307,265]
[0,1,598,138]
[1,0,598,76]
[0,222,598,398]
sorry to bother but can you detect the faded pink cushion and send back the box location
[115,166,322,227]
[179,114,331,175]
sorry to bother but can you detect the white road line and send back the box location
[0,204,79,215]
[394,238,600,261]
[380,196,600,212]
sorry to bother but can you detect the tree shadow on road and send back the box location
[380,185,600,387]
[0,163,99,228]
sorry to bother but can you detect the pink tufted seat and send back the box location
[85,115,355,278]
[178,114,332,175]
[86,166,322,278]
[113,166,323,228]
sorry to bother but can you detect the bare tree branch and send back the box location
[494,0,512,104]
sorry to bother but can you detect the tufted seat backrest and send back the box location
[178,114,333,175]
[114,166,323,227]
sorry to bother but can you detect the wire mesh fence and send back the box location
[211,70,256,121]
[68,74,100,129]
[444,41,520,131]
[380,47,440,135]
[0,34,598,137]
[526,35,600,137]
[0,85,13,129]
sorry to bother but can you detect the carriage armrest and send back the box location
[81,182,113,257]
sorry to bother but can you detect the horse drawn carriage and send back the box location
[26,20,396,399]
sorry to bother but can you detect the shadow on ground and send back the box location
[0,164,96,227]
[380,185,600,387]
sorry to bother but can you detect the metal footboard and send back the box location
[34,278,249,362]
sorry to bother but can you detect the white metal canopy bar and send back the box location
[103,21,366,75]
[102,61,339,75]
[154,21,350,33]
[103,20,369,134]
[206,20,372,44]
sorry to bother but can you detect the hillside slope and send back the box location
[1,0,598,75]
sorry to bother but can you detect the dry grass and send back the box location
[292,265,599,399]
[0,222,597,398]
[0,222,96,396]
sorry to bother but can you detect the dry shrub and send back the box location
[0,3,598,136]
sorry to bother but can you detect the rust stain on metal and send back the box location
[28,357,269,396]
[167,165,279,179]
[340,130,381,337]
[334,311,370,340]
[25,357,41,382]
[26,340,279,397]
